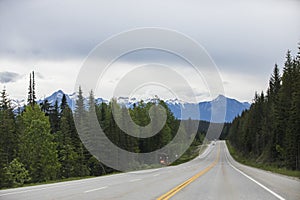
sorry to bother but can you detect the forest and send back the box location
[2,47,298,189]
[227,47,300,171]
[0,72,218,188]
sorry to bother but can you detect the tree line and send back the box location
[0,72,210,188]
[227,47,300,171]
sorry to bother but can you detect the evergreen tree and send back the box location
[32,71,36,103]
[227,47,300,170]
[27,71,36,106]
[73,87,90,176]
[27,73,32,105]
[49,100,60,133]
[285,51,300,170]
[40,100,51,116]
[19,105,60,182]
[60,94,67,113]
[86,90,106,175]
[56,105,78,178]
[0,89,17,188]
[4,158,30,187]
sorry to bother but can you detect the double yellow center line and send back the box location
[157,144,221,200]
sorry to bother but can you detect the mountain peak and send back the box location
[55,89,65,94]
[12,91,250,122]
[213,94,226,102]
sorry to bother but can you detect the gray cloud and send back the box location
[0,0,299,101]
[35,72,44,79]
[0,0,299,68]
[0,71,21,83]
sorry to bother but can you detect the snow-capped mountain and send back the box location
[115,94,250,122]
[13,90,250,122]
[10,99,26,111]
[37,90,76,110]
[36,90,108,110]
[168,95,250,122]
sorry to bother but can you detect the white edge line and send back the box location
[0,188,47,197]
[0,173,125,197]
[224,144,285,200]
[129,179,142,182]
[84,186,108,193]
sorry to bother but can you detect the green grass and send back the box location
[0,176,95,190]
[226,140,300,178]
[1,144,209,190]
[171,143,208,166]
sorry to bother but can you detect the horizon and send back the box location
[9,88,252,105]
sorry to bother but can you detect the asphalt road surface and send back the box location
[1,141,299,200]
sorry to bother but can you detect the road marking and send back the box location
[129,179,142,182]
[0,188,48,197]
[129,168,159,174]
[84,186,108,193]
[224,145,286,200]
[156,144,220,200]
[153,174,160,177]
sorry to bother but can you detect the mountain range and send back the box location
[11,90,250,123]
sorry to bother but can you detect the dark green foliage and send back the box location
[228,47,300,171]
[19,105,60,182]
[4,158,30,187]
[49,100,60,133]
[0,76,209,188]
[0,89,17,188]
[40,100,51,116]
[60,94,67,113]
[56,105,78,178]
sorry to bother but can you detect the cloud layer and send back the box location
[0,0,299,101]
[0,71,21,83]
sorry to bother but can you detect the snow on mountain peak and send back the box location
[11,90,251,122]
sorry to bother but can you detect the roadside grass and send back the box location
[171,143,209,166]
[1,144,209,190]
[23,176,95,187]
[0,171,125,191]
[0,176,94,190]
[226,140,300,178]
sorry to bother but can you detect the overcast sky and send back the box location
[0,0,299,102]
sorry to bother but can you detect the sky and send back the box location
[0,0,299,102]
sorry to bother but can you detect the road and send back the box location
[1,141,299,200]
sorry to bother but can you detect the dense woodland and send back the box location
[2,48,297,189]
[0,72,213,188]
[228,48,300,171]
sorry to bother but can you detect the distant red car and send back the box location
[158,153,169,165]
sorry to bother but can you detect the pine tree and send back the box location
[274,51,294,163]
[227,47,300,170]
[73,87,90,176]
[27,73,33,105]
[19,105,60,182]
[32,71,36,103]
[60,94,67,113]
[0,88,17,188]
[267,64,281,161]
[27,71,36,106]
[40,100,51,116]
[0,87,10,110]
[4,158,30,187]
[49,100,60,133]
[86,90,106,175]
[285,50,300,170]
[56,105,78,178]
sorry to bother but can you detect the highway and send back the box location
[1,141,299,200]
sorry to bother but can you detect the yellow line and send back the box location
[156,144,221,200]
